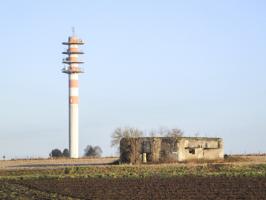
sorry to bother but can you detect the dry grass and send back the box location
[0,155,266,171]
[0,157,118,170]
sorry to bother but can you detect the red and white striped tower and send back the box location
[62,33,84,158]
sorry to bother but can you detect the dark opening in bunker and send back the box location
[189,148,195,154]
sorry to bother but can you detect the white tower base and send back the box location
[69,103,79,158]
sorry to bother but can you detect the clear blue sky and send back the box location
[1,0,266,158]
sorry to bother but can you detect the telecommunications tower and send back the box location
[62,30,84,158]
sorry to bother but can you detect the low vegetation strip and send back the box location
[0,163,266,179]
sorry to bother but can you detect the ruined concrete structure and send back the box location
[120,137,224,164]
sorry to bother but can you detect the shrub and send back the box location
[49,149,62,158]
[84,145,102,157]
[62,149,70,157]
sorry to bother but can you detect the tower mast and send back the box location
[62,32,84,158]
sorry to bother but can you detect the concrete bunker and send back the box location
[120,137,224,164]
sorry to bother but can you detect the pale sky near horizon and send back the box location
[1,1,266,159]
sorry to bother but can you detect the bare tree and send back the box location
[149,127,183,137]
[194,132,200,137]
[111,127,143,148]
[166,128,183,137]
[149,129,157,137]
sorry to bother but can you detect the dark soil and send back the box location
[0,181,77,200]
[6,176,266,200]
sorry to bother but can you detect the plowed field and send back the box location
[4,176,266,200]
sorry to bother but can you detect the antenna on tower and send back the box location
[72,27,75,36]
